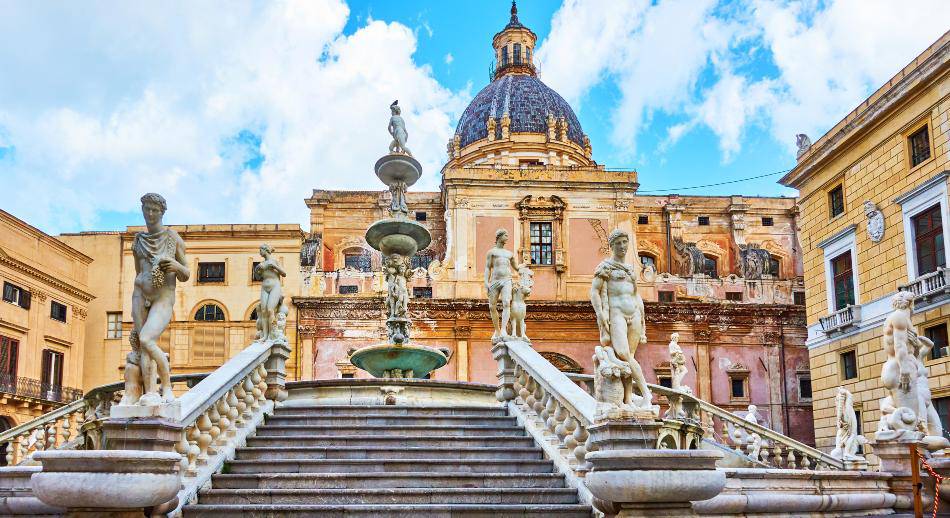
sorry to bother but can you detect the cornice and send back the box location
[0,248,95,303]
[0,210,94,265]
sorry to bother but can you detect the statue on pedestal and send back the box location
[877,292,950,449]
[121,193,189,406]
[664,332,693,420]
[384,254,412,344]
[831,387,867,460]
[255,244,288,343]
[508,265,533,342]
[388,100,411,156]
[590,229,656,420]
[485,229,522,343]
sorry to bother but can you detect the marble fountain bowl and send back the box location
[365,218,431,256]
[350,342,448,379]
[375,153,422,187]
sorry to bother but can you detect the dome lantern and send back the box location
[492,1,537,80]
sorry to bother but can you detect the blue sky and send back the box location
[0,0,947,234]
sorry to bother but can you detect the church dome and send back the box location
[454,74,585,149]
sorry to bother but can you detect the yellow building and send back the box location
[0,210,92,430]
[780,31,950,450]
[59,223,305,391]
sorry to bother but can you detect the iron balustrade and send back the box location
[0,373,82,404]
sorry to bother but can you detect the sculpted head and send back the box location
[608,229,629,258]
[670,332,679,343]
[495,228,509,247]
[390,100,401,115]
[892,291,914,311]
[259,243,274,258]
[140,193,167,228]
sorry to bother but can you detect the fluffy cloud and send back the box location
[0,0,467,233]
[537,0,950,160]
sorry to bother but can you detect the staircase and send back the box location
[183,403,592,517]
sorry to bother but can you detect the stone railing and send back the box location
[819,304,861,335]
[899,267,950,305]
[0,374,207,466]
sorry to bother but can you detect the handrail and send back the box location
[178,341,272,424]
[506,340,596,424]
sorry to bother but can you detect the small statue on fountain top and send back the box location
[388,100,412,156]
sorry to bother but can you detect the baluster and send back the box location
[196,411,213,465]
[242,377,256,418]
[16,435,27,465]
[532,383,545,415]
[4,439,14,466]
[175,429,190,482]
[561,414,578,451]
[786,448,797,469]
[523,377,536,411]
[250,371,263,411]
[256,364,268,405]
[234,382,248,427]
[185,424,200,476]
[45,422,56,449]
[207,401,222,455]
[61,413,73,444]
[572,423,588,466]
[227,389,240,437]
[553,402,569,443]
[544,395,558,434]
[517,371,530,406]
[215,397,231,446]
[801,455,812,470]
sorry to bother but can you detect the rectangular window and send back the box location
[251,261,263,282]
[658,291,675,303]
[725,292,743,302]
[415,211,427,221]
[106,312,122,339]
[341,372,355,379]
[513,43,522,64]
[530,222,553,265]
[344,253,372,272]
[637,215,649,225]
[909,125,931,167]
[831,251,855,310]
[840,350,857,380]
[730,378,745,398]
[935,397,950,443]
[913,204,945,276]
[761,217,774,226]
[338,285,358,295]
[799,377,813,400]
[829,185,844,218]
[794,292,806,306]
[703,255,718,278]
[413,287,433,298]
[2,282,30,309]
[41,349,64,401]
[0,336,18,390]
[197,262,226,283]
[698,216,710,226]
[854,410,864,454]
[50,301,67,323]
[926,323,948,360]
[769,256,781,276]
[411,254,432,270]
[501,46,509,66]
[658,376,672,389]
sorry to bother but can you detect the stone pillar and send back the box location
[455,323,471,382]
[872,440,934,513]
[491,340,516,402]
[694,329,713,432]
[265,340,292,402]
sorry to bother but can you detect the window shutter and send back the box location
[40,350,51,386]
[18,290,30,310]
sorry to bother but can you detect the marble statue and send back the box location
[864,201,885,243]
[254,244,288,342]
[121,193,189,406]
[744,405,759,426]
[485,229,521,343]
[664,333,693,420]
[831,387,867,460]
[389,179,409,217]
[796,133,812,159]
[508,265,533,342]
[384,253,412,343]
[590,229,656,420]
[388,100,411,156]
[739,246,774,279]
[747,432,762,460]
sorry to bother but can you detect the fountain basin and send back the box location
[375,153,422,187]
[365,218,431,256]
[350,342,448,379]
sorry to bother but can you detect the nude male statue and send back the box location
[590,229,652,411]
[121,193,189,406]
[485,229,522,343]
[388,100,411,156]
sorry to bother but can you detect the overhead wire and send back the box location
[635,168,793,194]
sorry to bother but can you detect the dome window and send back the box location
[513,43,522,64]
[501,47,509,67]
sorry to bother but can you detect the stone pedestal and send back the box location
[102,418,183,453]
[871,439,933,512]
[587,419,663,450]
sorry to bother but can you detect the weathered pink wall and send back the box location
[475,216,516,271]
[568,218,607,275]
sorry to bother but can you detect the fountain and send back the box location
[350,100,448,379]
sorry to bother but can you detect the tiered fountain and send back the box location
[349,101,448,379]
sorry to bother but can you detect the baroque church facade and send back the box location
[294,5,814,444]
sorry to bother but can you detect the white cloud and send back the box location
[0,0,467,233]
[444,53,454,65]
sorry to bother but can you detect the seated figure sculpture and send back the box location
[590,229,657,420]
[120,193,189,407]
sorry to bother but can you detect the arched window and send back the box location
[501,46,509,67]
[194,304,225,322]
[249,308,258,321]
[703,255,718,279]
[513,43,522,64]
[768,255,781,277]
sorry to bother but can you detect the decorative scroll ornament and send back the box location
[864,201,885,243]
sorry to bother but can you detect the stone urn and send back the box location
[31,450,181,516]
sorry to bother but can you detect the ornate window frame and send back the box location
[515,195,566,272]
[817,225,859,314]
[895,171,950,281]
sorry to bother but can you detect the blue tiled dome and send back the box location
[455,74,585,149]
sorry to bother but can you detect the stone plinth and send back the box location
[102,417,183,453]
[871,439,934,512]
[109,400,180,420]
[587,419,663,450]
[31,450,181,517]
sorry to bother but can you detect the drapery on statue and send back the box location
[830,387,867,460]
[590,229,657,420]
[254,244,288,343]
[388,100,411,156]
[485,229,523,343]
[121,193,189,406]
[877,292,950,449]
[508,265,534,342]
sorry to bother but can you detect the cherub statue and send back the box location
[388,100,411,156]
[508,265,533,342]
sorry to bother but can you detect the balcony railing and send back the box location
[819,304,861,335]
[898,267,950,305]
[0,373,83,404]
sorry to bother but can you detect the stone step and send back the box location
[253,424,526,437]
[245,435,538,449]
[183,503,593,517]
[225,459,555,474]
[236,446,544,461]
[273,405,508,417]
[196,487,579,505]
[211,473,568,490]
[265,414,518,427]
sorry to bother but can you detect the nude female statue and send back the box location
[255,244,287,341]
[121,193,189,406]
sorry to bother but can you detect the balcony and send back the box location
[0,373,83,404]
[898,267,950,306]
[819,305,861,335]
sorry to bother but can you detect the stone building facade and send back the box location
[0,210,92,430]
[295,5,813,443]
[780,31,950,450]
